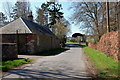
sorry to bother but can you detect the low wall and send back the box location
[2,43,18,61]
[88,30,120,61]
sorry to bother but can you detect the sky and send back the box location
[0,0,84,37]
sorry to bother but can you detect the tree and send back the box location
[41,1,63,26]
[71,2,120,42]
[35,8,48,25]
[109,2,120,31]
[71,2,104,41]
[0,12,8,26]
[99,2,120,32]
[40,1,70,46]
[2,1,13,22]
[10,0,31,20]
[53,19,70,46]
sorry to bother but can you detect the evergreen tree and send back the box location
[0,12,8,26]
[36,8,48,25]
[41,1,63,26]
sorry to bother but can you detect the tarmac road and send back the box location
[2,45,91,80]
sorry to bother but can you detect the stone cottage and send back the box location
[0,17,60,60]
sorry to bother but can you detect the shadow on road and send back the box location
[2,68,97,80]
[65,44,86,48]
[19,48,70,56]
[2,78,97,80]
[2,69,117,80]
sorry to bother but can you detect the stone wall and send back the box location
[88,30,120,61]
[2,43,18,61]
[35,34,60,53]
[2,34,61,55]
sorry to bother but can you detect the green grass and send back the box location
[66,42,80,44]
[83,47,119,79]
[86,38,95,42]
[86,38,99,43]
[1,58,32,71]
[66,42,87,47]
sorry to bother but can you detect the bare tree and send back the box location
[53,19,70,46]
[70,1,120,42]
[106,2,120,31]
[70,2,104,41]
[2,1,13,22]
[11,0,31,20]
[36,8,48,25]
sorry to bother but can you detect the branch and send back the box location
[83,2,96,21]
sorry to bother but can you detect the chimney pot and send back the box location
[28,11,33,21]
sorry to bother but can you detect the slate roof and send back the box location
[0,17,55,36]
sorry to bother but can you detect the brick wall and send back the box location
[88,30,120,61]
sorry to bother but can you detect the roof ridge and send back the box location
[20,17,32,33]
[1,17,56,36]
[21,17,55,36]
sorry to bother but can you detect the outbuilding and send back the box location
[0,17,60,60]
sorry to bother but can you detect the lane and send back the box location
[3,46,91,79]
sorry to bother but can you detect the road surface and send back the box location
[2,45,91,79]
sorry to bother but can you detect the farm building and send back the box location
[0,17,60,60]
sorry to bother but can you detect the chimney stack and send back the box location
[28,11,33,21]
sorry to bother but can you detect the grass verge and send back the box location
[1,58,32,72]
[66,42,87,47]
[66,42,80,44]
[83,47,119,79]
